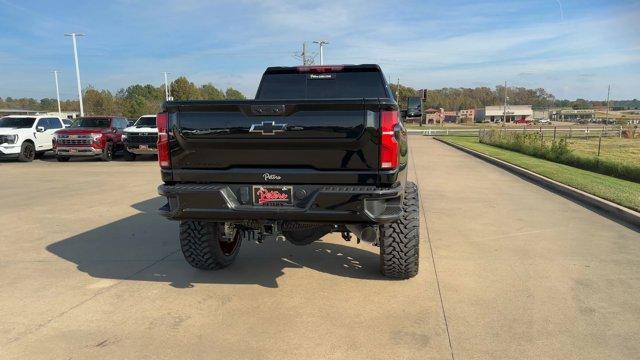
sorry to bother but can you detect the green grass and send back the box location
[563,137,640,165]
[438,136,640,212]
[478,130,640,182]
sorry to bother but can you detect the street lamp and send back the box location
[313,40,329,65]
[52,70,62,117]
[64,33,85,116]
[163,72,171,101]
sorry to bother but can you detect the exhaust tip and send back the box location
[346,224,379,243]
[360,226,378,243]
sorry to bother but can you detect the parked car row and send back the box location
[0,114,158,162]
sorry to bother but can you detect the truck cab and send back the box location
[406,96,423,121]
[0,115,64,162]
[53,116,128,162]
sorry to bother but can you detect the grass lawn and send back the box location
[564,137,640,165]
[438,136,640,212]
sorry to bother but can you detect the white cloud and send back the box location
[1,0,639,99]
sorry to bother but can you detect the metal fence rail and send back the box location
[408,126,627,138]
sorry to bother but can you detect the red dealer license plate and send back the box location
[253,186,294,206]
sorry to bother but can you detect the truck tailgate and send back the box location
[166,99,382,184]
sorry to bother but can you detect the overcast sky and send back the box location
[1,0,638,100]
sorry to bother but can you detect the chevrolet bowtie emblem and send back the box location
[249,121,287,135]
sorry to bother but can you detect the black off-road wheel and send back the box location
[379,181,420,279]
[17,142,35,162]
[179,221,242,270]
[123,149,136,161]
[100,142,114,161]
[56,155,70,162]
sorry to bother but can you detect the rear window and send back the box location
[408,97,422,110]
[257,70,388,100]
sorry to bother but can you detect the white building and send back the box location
[484,105,533,123]
[39,111,80,119]
[550,109,594,122]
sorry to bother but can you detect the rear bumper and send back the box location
[158,183,403,224]
[56,146,102,156]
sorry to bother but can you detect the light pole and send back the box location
[503,81,508,123]
[163,72,171,101]
[313,40,329,65]
[64,33,85,116]
[52,70,62,117]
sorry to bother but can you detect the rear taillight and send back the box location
[380,110,399,169]
[156,112,170,168]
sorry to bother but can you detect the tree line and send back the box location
[0,76,246,119]
[3,80,636,119]
[388,83,637,111]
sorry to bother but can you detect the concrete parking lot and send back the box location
[1,137,639,359]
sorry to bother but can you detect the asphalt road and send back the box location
[1,138,638,359]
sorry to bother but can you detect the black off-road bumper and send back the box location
[158,183,403,224]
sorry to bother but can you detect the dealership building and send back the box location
[483,105,533,123]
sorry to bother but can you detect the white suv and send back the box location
[0,115,64,162]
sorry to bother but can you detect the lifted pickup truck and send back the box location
[158,64,419,279]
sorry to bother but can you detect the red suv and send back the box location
[53,116,128,162]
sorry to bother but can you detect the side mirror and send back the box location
[112,127,118,133]
[36,126,45,132]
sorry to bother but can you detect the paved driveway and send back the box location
[0,138,638,359]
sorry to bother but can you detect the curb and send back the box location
[434,137,640,229]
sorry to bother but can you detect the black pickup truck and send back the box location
[157,64,419,279]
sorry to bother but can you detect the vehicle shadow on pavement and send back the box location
[38,152,157,162]
[46,197,385,288]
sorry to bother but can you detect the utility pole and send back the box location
[64,33,85,116]
[163,72,171,101]
[604,84,611,124]
[303,42,308,65]
[396,77,400,101]
[503,81,508,123]
[313,40,329,65]
[293,42,315,65]
[52,70,62,117]
[599,84,611,157]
